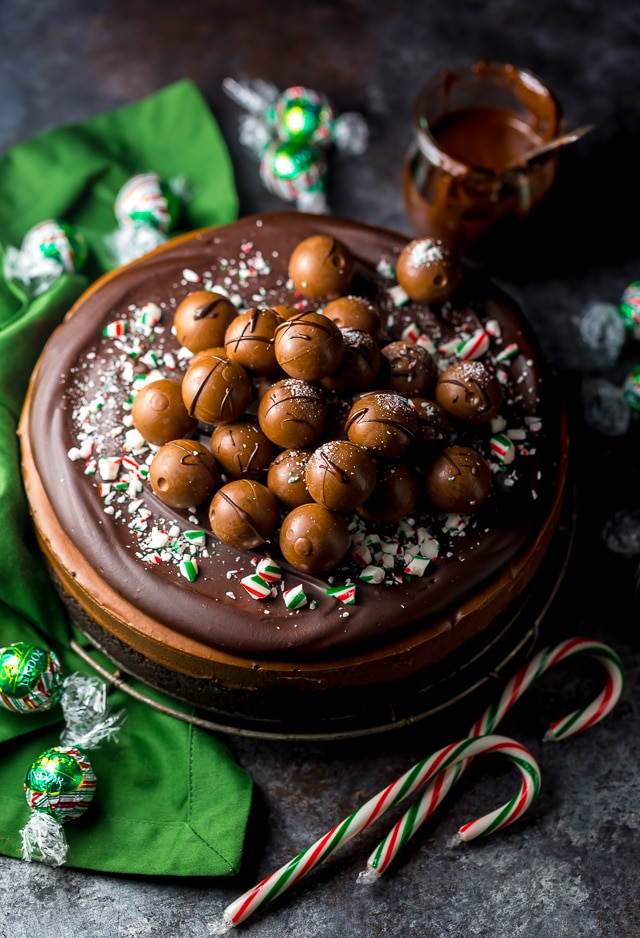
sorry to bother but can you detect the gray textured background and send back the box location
[1,1,639,935]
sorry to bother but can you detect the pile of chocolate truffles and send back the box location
[131,234,503,575]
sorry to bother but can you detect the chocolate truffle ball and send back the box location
[131,378,197,446]
[279,503,350,574]
[181,352,251,425]
[425,445,492,513]
[209,479,279,550]
[380,340,437,396]
[305,440,377,511]
[435,360,503,424]
[357,461,418,524]
[258,378,328,448]
[274,310,345,380]
[173,291,238,353]
[322,295,382,338]
[410,397,452,449]
[288,235,355,299]
[210,418,278,480]
[344,390,418,459]
[320,328,381,393]
[150,439,219,509]
[224,306,284,376]
[396,238,461,303]
[267,449,314,509]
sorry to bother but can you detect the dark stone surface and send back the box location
[2,1,640,935]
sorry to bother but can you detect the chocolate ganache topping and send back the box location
[25,212,560,660]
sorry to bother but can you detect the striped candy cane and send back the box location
[221,734,540,928]
[365,637,624,877]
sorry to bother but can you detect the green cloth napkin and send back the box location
[0,79,253,876]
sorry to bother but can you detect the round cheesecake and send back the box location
[19,212,569,736]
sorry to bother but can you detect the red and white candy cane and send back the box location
[219,734,540,929]
[365,637,624,878]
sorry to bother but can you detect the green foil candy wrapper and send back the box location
[2,218,88,299]
[22,219,88,274]
[0,642,63,713]
[268,86,336,146]
[21,746,97,865]
[24,746,96,822]
[623,364,640,414]
[114,171,181,232]
[259,139,327,211]
[619,281,640,340]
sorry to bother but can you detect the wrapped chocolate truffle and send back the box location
[0,643,63,714]
[222,79,368,212]
[3,219,88,298]
[106,171,185,266]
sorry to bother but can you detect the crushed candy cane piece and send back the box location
[358,565,385,584]
[491,415,507,433]
[98,457,121,481]
[495,343,519,363]
[444,513,467,532]
[401,322,420,343]
[148,527,170,549]
[490,433,516,464]
[180,557,199,582]
[184,530,206,547]
[387,284,409,307]
[241,573,272,599]
[416,333,436,355]
[417,531,440,559]
[138,302,162,327]
[404,555,431,576]
[143,552,162,565]
[457,330,490,360]
[283,584,308,609]
[352,544,373,567]
[255,557,282,583]
[326,584,357,604]
[525,416,543,433]
[103,320,128,338]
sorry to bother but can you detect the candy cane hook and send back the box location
[219,734,540,929]
[365,637,624,877]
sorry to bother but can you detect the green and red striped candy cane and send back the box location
[221,734,540,928]
[365,637,624,878]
